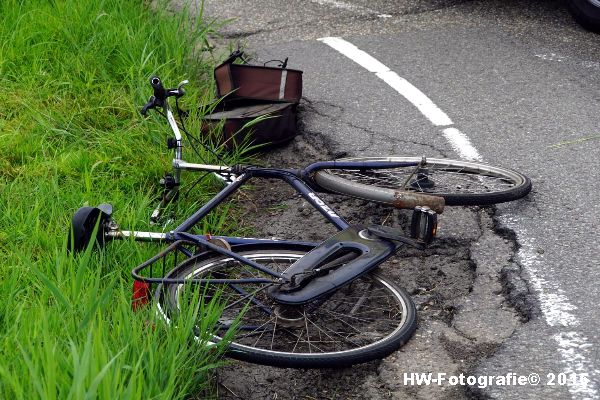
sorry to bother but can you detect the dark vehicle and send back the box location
[568,0,600,31]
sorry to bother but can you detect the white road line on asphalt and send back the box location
[319,36,598,399]
[442,128,482,161]
[377,71,455,127]
[309,0,391,18]
[501,217,599,399]
[318,36,390,72]
[318,37,453,127]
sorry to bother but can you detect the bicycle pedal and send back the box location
[410,206,437,245]
[150,210,160,225]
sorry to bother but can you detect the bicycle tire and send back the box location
[313,156,532,206]
[157,244,417,368]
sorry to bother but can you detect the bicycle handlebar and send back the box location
[140,76,188,116]
[150,76,167,101]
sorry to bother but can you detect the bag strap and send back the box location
[263,57,288,69]
[221,50,247,65]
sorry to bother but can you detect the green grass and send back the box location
[550,134,600,148]
[0,0,242,398]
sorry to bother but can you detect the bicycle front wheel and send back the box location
[313,156,532,206]
[157,244,417,368]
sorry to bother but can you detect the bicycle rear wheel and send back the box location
[313,157,531,206]
[157,244,417,368]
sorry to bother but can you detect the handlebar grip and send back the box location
[140,97,155,116]
[150,76,166,101]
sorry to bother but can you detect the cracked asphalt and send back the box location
[171,0,600,398]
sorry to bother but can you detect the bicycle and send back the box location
[68,77,532,368]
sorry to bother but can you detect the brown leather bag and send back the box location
[214,51,303,104]
[202,102,298,150]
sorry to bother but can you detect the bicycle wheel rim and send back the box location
[314,156,531,206]
[157,245,417,368]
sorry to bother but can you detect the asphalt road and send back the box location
[190,0,600,398]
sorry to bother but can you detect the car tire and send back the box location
[567,0,600,32]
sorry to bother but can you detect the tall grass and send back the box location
[0,0,236,398]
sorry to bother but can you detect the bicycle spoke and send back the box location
[236,317,274,340]
[323,308,378,326]
[249,318,274,348]
[223,283,273,314]
[305,315,363,348]
[334,164,517,195]
[303,310,312,354]
[164,248,416,366]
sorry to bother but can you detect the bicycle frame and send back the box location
[109,166,351,241]
[125,78,437,300]
[125,158,438,307]
[119,165,354,284]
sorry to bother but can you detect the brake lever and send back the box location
[140,96,156,116]
[177,80,189,97]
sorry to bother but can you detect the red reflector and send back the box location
[132,280,150,311]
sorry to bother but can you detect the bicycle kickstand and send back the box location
[150,173,180,225]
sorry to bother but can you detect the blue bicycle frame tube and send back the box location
[174,173,248,233]
[173,168,351,235]
[176,231,285,279]
[283,174,350,231]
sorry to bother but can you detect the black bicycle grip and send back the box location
[150,76,166,101]
[140,96,155,116]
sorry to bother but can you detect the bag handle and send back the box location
[223,50,289,69]
[263,57,288,69]
[221,49,248,65]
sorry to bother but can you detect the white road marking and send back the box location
[501,217,599,399]
[377,71,454,127]
[442,128,482,161]
[319,35,598,399]
[318,37,453,126]
[309,0,391,18]
[318,36,389,72]
[535,53,567,62]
